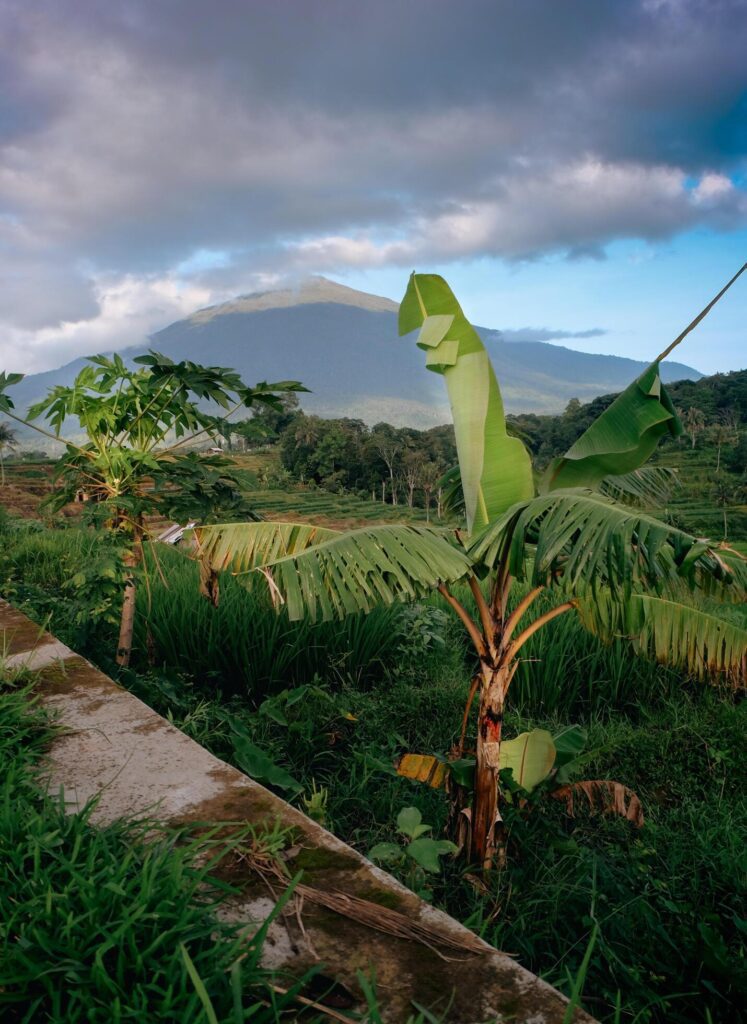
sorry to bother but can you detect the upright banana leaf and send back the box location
[541,361,682,493]
[399,273,533,534]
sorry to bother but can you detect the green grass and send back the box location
[153,660,746,1024]
[0,672,316,1023]
[137,543,406,697]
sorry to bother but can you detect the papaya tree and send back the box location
[192,267,747,870]
[0,354,305,667]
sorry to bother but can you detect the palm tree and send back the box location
[0,421,17,485]
[193,269,747,870]
[684,406,706,449]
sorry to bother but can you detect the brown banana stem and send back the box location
[438,583,487,658]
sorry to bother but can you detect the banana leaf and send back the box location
[541,361,682,493]
[541,263,747,493]
[399,273,534,534]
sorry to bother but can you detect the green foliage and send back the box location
[197,521,472,622]
[542,361,682,492]
[278,413,457,508]
[0,677,307,1023]
[469,490,744,597]
[0,524,123,655]
[221,711,303,792]
[3,526,744,1020]
[134,543,406,697]
[22,351,303,522]
[133,646,745,1023]
[0,372,24,414]
[369,806,457,898]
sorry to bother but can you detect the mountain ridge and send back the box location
[6,277,702,433]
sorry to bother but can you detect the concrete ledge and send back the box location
[1,598,595,1023]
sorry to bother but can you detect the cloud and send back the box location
[0,270,230,373]
[0,0,745,368]
[284,160,746,267]
[497,327,607,344]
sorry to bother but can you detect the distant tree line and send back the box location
[278,416,457,516]
[216,369,746,507]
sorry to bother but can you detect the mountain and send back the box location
[8,277,701,433]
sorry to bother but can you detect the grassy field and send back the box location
[1,504,745,1023]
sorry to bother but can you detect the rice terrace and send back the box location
[1,4,747,1023]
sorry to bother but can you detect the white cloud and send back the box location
[0,271,224,373]
[284,161,746,268]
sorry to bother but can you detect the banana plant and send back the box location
[192,267,747,870]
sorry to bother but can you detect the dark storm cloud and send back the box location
[0,0,745,365]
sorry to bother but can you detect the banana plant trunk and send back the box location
[472,664,508,870]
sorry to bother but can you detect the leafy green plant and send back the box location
[369,807,457,898]
[0,672,314,1023]
[194,269,747,871]
[0,352,304,666]
[302,780,329,825]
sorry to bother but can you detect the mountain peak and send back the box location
[188,276,398,325]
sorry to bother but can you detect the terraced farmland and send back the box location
[245,486,431,528]
[650,444,747,542]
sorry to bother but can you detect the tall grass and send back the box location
[137,544,404,699]
[508,588,689,717]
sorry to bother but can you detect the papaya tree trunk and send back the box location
[471,665,508,870]
[116,518,144,667]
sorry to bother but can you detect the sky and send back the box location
[1,0,746,377]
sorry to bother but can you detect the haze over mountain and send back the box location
[9,278,701,433]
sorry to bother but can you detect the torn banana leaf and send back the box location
[541,362,682,493]
[577,588,747,684]
[399,273,534,534]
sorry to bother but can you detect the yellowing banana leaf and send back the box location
[399,273,534,534]
[541,361,682,493]
[577,588,747,685]
[396,753,449,789]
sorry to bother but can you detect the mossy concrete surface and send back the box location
[0,599,596,1023]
